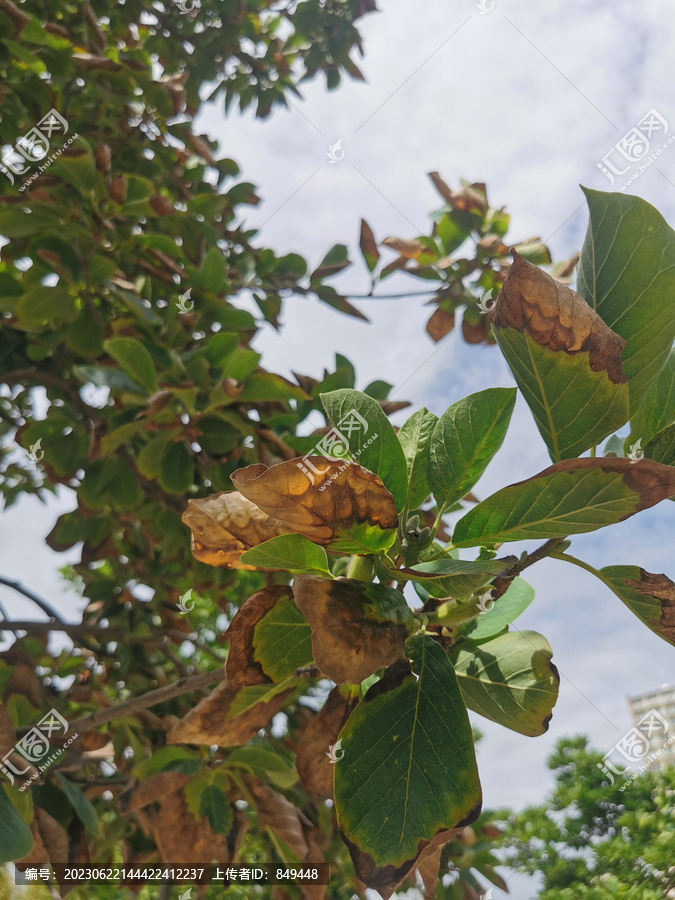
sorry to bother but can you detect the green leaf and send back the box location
[397,407,439,510]
[311,243,351,280]
[201,248,227,292]
[0,785,34,863]
[16,286,79,327]
[577,189,675,412]
[629,349,675,445]
[334,634,481,888]
[396,558,508,601]
[359,220,379,272]
[320,388,409,511]
[449,630,559,736]
[644,424,675,467]
[597,565,675,648]
[226,746,298,789]
[240,534,332,575]
[225,676,297,720]
[200,784,233,835]
[103,337,158,393]
[96,419,147,458]
[463,577,535,642]
[133,747,202,779]
[54,773,98,834]
[51,146,99,195]
[159,442,194,493]
[238,373,309,403]
[452,457,675,547]
[428,389,516,505]
[137,429,182,478]
[252,595,313,682]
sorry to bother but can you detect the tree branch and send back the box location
[490,538,568,600]
[66,667,224,735]
[0,577,66,623]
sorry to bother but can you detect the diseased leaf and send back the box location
[182,491,292,569]
[463,577,535,642]
[231,458,398,554]
[150,781,234,864]
[644,423,675,467]
[599,566,675,648]
[491,253,629,460]
[242,775,312,864]
[397,408,439,510]
[295,687,359,796]
[16,808,67,869]
[428,388,516,504]
[240,534,332,575]
[167,677,295,746]
[320,389,409,511]
[359,219,379,272]
[335,634,481,892]
[578,189,675,411]
[226,585,312,686]
[293,576,413,684]
[629,349,675,445]
[452,457,675,547]
[449,630,559,736]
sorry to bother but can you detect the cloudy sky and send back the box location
[2,0,675,896]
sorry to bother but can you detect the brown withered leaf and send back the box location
[123,771,192,812]
[242,775,309,859]
[381,237,425,259]
[601,566,675,647]
[152,786,230,863]
[295,686,359,796]
[426,307,455,342]
[225,585,291,686]
[231,458,398,550]
[293,576,413,684]
[167,679,294,746]
[182,490,292,569]
[428,172,488,214]
[491,252,627,384]
[359,219,379,269]
[406,829,459,900]
[17,808,69,867]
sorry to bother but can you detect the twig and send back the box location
[66,667,224,735]
[0,577,66,623]
[490,538,567,601]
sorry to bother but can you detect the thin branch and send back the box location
[66,667,224,735]
[0,577,66,623]
[490,538,567,601]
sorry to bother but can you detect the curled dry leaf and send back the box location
[295,686,359,796]
[492,252,627,383]
[182,490,291,569]
[293,576,414,684]
[167,679,294,746]
[231,458,398,553]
